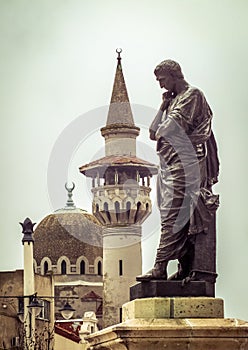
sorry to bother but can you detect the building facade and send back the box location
[0,270,54,349]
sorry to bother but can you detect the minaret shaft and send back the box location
[103,225,142,325]
[102,122,139,156]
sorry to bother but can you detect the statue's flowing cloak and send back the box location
[153,86,219,263]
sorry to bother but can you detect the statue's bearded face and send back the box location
[156,72,175,92]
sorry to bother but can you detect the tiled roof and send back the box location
[55,323,81,343]
[79,155,158,177]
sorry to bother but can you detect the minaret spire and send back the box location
[106,48,134,126]
[101,49,140,156]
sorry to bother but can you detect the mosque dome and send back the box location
[33,183,103,275]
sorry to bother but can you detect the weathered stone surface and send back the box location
[87,318,248,350]
[123,297,224,320]
[122,297,171,321]
[171,297,224,318]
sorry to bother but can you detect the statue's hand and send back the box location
[160,91,175,111]
[149,129,156,140]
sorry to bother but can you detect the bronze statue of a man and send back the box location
[140,60,219,282]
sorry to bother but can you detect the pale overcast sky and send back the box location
[1,0,248,320]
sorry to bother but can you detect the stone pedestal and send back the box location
[123,297,224,319]
[131,280,215,300]
[86,297,248,350]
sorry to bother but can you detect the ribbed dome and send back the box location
[33,207,102,266]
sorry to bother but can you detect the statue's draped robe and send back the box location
[151,86,219,263]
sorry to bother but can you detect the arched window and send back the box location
[44,261,48,275]
[104,202,111,222]
[76,256,89,275]
[134,201,141,223]
[104,202,109,211]
[97,261,102,276]
[80,260,85,275]
[61,260,67,275]
[40,257,52,275]
[126,201,131,220]
[115,201,120,222]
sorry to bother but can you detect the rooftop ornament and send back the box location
[20,218,36,244]
[65,182,76,208]
[116,48,122,69]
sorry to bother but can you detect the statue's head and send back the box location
[154,59,184,80]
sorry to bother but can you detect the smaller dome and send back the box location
[33,183,102,267]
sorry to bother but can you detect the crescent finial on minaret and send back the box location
[65,182,76,208]
[116,48,122,69]
[65,182,75,193]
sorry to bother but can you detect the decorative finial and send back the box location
[116,48,122,69]
[65,182,76,208]
[20,218,36,244]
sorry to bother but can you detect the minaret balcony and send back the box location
[91,184,152,226]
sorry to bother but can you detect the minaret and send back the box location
[20,218,36,348]
[80,49,157,327]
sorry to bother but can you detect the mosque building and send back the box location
[0,50,157,348]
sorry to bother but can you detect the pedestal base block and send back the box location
[123,297,224,319]
[87,298,248,350]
